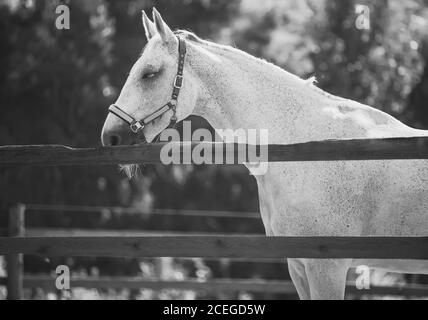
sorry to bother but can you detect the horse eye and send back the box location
[142,72,157,79]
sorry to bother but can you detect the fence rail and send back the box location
[1,276,427,297]
[1,137,428,166]
[1,235,427,259]
[23,228,253,237]
[23,204,260,219]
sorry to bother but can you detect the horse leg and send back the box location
[288,258,311,300]
[305,259,351,300]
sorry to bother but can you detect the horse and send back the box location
[101,8,428,299]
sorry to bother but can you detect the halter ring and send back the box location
[130,121,144,133]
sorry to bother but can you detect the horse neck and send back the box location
[187,40,330,144]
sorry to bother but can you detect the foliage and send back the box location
[220,0,428,125]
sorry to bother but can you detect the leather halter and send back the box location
[108,36,186,134]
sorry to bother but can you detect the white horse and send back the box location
[101,9,428,299]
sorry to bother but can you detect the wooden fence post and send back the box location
[6,204,25,300]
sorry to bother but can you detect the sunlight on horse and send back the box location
[101,8,428,300]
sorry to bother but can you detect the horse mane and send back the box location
[174,30,347,102]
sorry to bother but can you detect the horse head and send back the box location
[101,8,199,147]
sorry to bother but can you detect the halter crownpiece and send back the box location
[108,36,187,134]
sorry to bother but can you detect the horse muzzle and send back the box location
[101,112,146,146]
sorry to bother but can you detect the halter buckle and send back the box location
[130,121,144,133]
[170,101,177,122]
[173,75,183,89]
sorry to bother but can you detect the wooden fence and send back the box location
[1,138,428,299]
[1,204,428,299]
[1,137,428,165]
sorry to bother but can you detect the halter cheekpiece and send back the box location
[108,36,187,134]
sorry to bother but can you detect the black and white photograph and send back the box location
[0,0,428,306]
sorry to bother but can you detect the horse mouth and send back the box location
[119,143,145,178]
[118,131,163,178]
[119,163,142,178]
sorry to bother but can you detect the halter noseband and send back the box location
[108,36,186,134]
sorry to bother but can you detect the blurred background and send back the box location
[1,0,428,299]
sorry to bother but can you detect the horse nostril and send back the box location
[109,135,121,146]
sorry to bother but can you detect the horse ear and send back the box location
[142,10,156,40]
[152,8,175,43]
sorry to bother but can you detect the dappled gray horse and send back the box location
[101,9,428,299]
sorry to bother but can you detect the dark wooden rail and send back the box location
[23,204,260,218]
[0,236,427,259]
[1,136,428,165]
[23,228,259,237]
